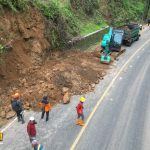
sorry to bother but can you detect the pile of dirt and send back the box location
[0,7,114,125]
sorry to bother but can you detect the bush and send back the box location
[33,0,79,49]
[108,0,144,25]
[0,0,28,12]
[70,0,100,16]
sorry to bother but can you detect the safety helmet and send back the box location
[14,93,20,99]
[29,116,35,121]
[32,139,38,145]
[80,96,86,102]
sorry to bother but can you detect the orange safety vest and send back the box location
[39,102,51,112]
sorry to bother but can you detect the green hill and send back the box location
[0,0,148,48]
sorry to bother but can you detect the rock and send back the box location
[38,90,43,94]
[62,87,69,93]
[63,92,70,104]
[48,84,55,90]
[5,105,11,113]
[22,78,26,84]
[102,72,106,76]
[25,102,30,107]
[6,111,15,120]
[39,81,44,84]
[31,40,42,54]
[91,83,95,88]
[24,105,30,110]
[95,80,99,84]
[100,77,104,80]
[24,83,28,88]
[0,111,6,119]
[29,90,33,94]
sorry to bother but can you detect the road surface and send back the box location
[75,28,150,150]
[0,26,150,150]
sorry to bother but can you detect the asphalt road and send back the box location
[75,28,150,150]
[0,26,150,150]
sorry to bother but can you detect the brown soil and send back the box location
[0,7,117,125]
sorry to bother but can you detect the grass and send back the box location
[80,20,107,36]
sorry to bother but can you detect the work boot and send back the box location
[22,119,25,124]
[79,120,85,126]
[75,119,80,125]
[17,117,21,122]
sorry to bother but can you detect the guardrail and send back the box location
[66,26,109,50]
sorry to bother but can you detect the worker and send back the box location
[40,96,52,122]
[27,116,37,143]
[76,96,86,126]
[11,93,25,124]
[32,140,43,150]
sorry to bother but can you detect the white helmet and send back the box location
[32,139,38,145]
[29,116,35,121]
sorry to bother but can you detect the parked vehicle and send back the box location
[117,23,140,46]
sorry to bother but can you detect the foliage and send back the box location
[0,0,28,12]
[70,0,100,16]
[0,44,4,54]
[0,0,145,49]
[108,0,144,25]
[33,0,79,48]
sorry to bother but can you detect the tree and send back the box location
[143,0,150,21]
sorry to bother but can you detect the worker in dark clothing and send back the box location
[11,93,25,124]
[40,96,52,122]
[27,117,37,143]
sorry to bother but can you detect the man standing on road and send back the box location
[76,96,86,126]
[27,117,37,143]
[11,93,25,124]
[40,96,52,122]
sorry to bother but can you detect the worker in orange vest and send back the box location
[40,96,52,122]
[76,96,86,126]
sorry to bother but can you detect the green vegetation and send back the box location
[0,0,147,48]
[0,0,28,11]
[108,0,145,25]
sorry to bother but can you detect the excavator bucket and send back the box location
[100,55,111,64]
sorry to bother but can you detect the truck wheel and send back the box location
[135,36,139,41]
[127,41,132,47]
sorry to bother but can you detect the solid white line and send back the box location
[1,118,17,132]
[1,110,27,132]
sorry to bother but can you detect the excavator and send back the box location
[100,27,124,64]
[100,23,140,64]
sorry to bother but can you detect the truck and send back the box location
[117,23,141,46]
